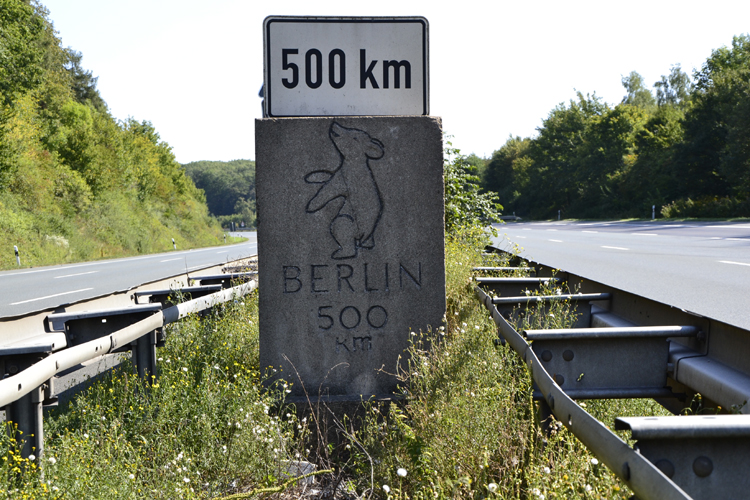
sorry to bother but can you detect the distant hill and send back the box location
[183,160,256,228]
[0,1,223,269]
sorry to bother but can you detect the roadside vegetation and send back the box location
[0,226,668,499]
[480,34,750,220]
[1,1,225,271]
[0,148,671,499]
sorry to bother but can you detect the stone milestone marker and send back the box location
[256,116,445,398]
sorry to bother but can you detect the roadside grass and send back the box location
[0,296,305,499]
[341,228,669,499]
[0,226,670,498]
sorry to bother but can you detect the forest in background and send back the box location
[0,0,223,269]
[481,34,750,220]
[183,159,256,228]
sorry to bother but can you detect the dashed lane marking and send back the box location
[11,288,94,305]
[54,271,98,279]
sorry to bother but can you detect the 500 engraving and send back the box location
[317,305,388,330]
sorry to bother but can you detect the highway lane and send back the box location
[491,221,750,330]
[0,232,257,319]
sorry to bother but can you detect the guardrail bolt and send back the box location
[541,350,553,362]
[8,365,18,375]
[563,349,575,361]
[655,459,675,478]
[622,462,630,480]
[554,374,565,386]
[693,456,713,477]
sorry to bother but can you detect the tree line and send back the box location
[182,160,256,228]
[481,34,750,220]
[0,0,222,268]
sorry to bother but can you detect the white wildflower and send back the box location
[28,454,35,461]
[397,468,407,477]
[383,485,391,494]
[128,474,135,480]
[488,482,498,493]
[48,456,57,465]
[591,458,599,465]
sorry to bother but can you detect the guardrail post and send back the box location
[14,245,20,266]
[172,238,176,250]
[6,386,44,460]
[132,329,159,381]
[3,354,48,460]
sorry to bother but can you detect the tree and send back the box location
[184,159,256,219]
[65,50,106,111]
[654,65,692,108]
[621,71,656,109]
[678,34,750,200]
[483,136,532,215]
[0,0,46,105]
[444,142,501,233]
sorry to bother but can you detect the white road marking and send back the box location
[707,224,750,229]
[631,233,658,236]
[726,238,746,241]
[709,237,722,240]
[602,246,629,251]
[719,261,750,267]
[522,228,531,231]
[160,258,182,263]
[54,271,98,279]
[582,230,598,234]
[549,239,563,243]
[11,288,94,305]
[216,251,229,254]
[546,229,558,231]
[515,236,527,239]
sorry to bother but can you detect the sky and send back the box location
[41,0,750,164]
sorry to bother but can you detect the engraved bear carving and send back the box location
[305,122,384,260]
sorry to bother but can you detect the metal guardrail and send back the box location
[477,286,692,500]
[0,274,256,459]
[475,247,750,500]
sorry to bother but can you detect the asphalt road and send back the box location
[491,221,750,330]
[0,232,257,319]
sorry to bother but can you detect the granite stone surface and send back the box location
[256,116,445,398]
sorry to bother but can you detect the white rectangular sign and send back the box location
[263,16,429,117]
